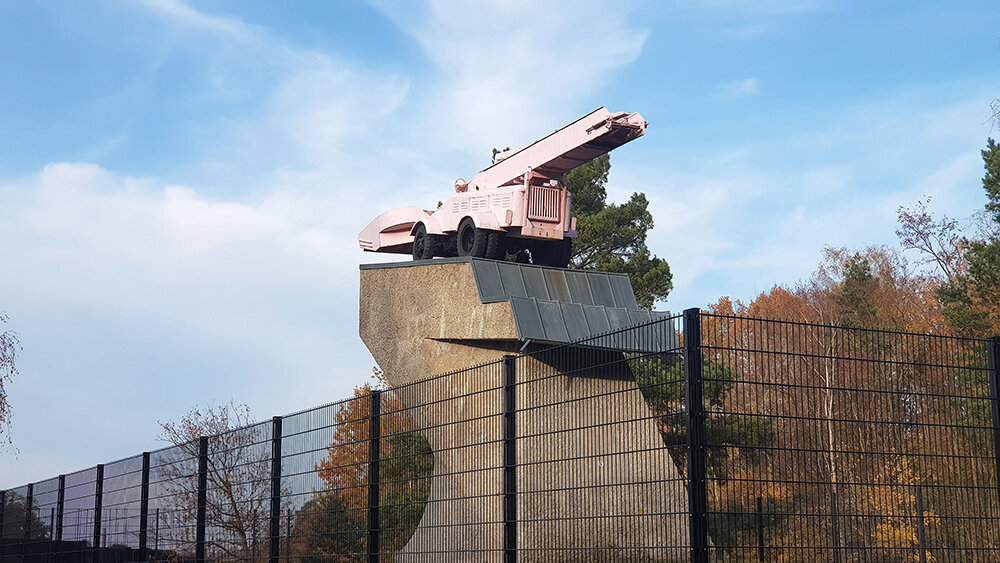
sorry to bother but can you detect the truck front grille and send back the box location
[527,187,561,222]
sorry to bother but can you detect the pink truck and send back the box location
[358,107,647,268]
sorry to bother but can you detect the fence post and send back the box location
[56,475,65,542]
[139,453,150,561]
[502,355,517,563]
[989,337,1000,512]
[196,436,208,563]
[684,308,709,563]
[93,465,104,562]
[367,390,381,563]
[269,416,282,563]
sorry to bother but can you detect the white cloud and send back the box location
[136,0,412,178]
[667,0,822,17]
[714,78,761,100]
[370,0,649,153]
[268,63,410,164]
[140,0,258,44]
[0,163,383,481]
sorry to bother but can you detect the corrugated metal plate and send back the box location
[626,309,653,325]
[497,261,528,299]
[543,269,572,302]
[509,297,546,340]
[606,307,632,328]
[610,276,639,309]
[583,305,612,335]
[471,260,505,302]
[463,258,675,350]
[521,266,550,300]
[561,302,592,342]
[470,258,636,308]
[537,300,570,343]
[564,270,595,305]
[508,299,675,352]
[588,274,616,307]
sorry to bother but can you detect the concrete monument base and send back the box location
[360,259,688,561]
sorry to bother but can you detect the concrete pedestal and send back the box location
[360,260,689,561]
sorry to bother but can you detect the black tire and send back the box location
[531,238,572,268]
[486,230,505,260]
[457,217,488,258]
[412,223,434,261]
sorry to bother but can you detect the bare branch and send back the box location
[895,197,964,282]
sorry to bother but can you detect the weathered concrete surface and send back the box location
[360,260,689,561]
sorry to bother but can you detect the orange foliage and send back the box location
[709,246,949,335]
[313,384,413,510]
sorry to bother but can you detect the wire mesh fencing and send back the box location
[1,310,999,562]
[698,313,1000,562]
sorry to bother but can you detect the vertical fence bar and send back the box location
[989,337,1000,513]
[139,453,150,561]
[93,465,104,561]
[502,355,517,563]
[56,475,64,542]
[831,491,841,563]
[23,483,33,547]
[269,416,282,563]
[195,436,208,563]
[367,390,381,563]
[49,508,55,560]
[0,490,5,559]
[916,485,927,563]
[755,497,764,562]
[684,308,709,563]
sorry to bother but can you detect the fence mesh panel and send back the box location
[2,313,999,561]
[700,313,1000,562]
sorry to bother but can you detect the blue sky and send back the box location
[1,0,998,486]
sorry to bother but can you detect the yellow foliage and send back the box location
[853,457,939,560]
[713,472,794,508]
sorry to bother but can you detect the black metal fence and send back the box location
[2,310,999,561]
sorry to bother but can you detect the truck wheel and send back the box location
[457,217,488,258]
[486,230,505,260]
[554,237,573,267]
[412,224,434,261]
[531,238,572,268]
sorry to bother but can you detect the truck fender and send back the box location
[411,216,447,236]
[460,212,505,232]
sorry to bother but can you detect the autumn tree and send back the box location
[896,197,965,283]
[298,383,432,558]
[1,491,48,540]
[291,493,362,562]
[934,138,1000,336]
[632,353,781,550]
[706,246,995,555]
[0,312,20,448]
[157,401,277,560]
